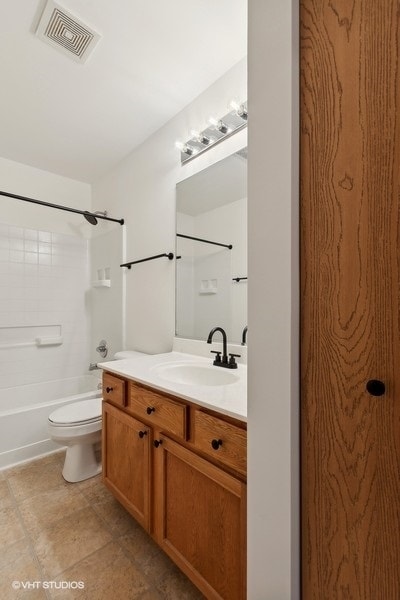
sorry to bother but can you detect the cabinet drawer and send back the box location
[103,372,126,407]
[193,411,247,475]
[128,382,187,439]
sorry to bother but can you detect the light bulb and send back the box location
[175,141,194,156]
[190,129,210,145]
[208,117,229,134]
[229,99,247,120]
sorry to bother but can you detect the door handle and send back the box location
[366,379,385,396]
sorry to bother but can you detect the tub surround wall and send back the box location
[0,157,95,469]
[0,223,91,390]
[89,226,125,363]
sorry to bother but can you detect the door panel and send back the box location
[300,1,400,598]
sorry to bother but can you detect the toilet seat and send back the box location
[49,398,102,427]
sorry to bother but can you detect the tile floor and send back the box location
[0,452,204,600]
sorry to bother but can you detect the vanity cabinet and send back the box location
[102,372,247,600]
[102,402,151,529]
[154,435,246,600]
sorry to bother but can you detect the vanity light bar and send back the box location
[175,100,248,165]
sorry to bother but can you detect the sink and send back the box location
[152,363,240,387]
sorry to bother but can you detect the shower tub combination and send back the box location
[0,375,101,470]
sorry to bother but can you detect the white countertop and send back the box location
[98,351,247,422]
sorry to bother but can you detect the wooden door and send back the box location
[154,436,246,600]
[300,1,400,598]
[102,402,151,530]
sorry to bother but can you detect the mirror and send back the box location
[175,148,247,343]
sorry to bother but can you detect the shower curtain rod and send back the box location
[0,190,124,225]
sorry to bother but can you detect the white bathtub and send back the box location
[0,375,102,470]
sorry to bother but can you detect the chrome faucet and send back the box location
[207,326,240,369]
[241,326,248,346]
[96,339,108,358]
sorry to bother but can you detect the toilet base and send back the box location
[62,442,102,483]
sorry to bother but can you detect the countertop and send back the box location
[98,351,247,422]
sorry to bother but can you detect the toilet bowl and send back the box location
[48,350,146,482]
[48,398,102,482]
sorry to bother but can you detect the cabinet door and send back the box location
[154,436,246,600]
[102,402,151,530]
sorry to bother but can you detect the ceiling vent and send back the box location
[35,0,100,64]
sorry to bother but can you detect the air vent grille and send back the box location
[36,1,100,63]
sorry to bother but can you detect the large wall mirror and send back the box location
[176,148,247,343]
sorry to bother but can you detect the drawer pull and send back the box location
[153,439,162,448]
[211,438,223,450]
[138,430,147,439]
[146,406,155,415]
[106,387,113,393]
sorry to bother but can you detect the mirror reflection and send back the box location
[176,148,247,343]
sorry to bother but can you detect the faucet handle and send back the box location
[210,350,222,365]
[228,353,241,368]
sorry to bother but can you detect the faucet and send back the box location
[241,326,248,346]
[96,339,108,358]
[207,326,240,369]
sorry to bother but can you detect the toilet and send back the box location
[48,350,146,482]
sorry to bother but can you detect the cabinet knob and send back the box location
[106,387,113,393]
[211,438,223,450]
[153,439,162,448]
[138,430,147,439]
[146,406,155,415]
[366,379,386,396]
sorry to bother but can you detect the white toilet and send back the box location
[48,350,146,482]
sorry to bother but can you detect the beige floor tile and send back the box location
[156,568,205,600]
[137,590,163,600]
[0,505,26,549]
[0,539,46,600]
[33,506,112,579]
[119,526,176,585]
[0,479,13,509]
[19,485,89,536]
[7,454,70,503]
[49,541,149,600]
[92,497,137,537]
[76,475,114,505]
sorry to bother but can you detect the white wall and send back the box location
[0,156,91,234]
[92,59,247,354]
[247,1,299,599]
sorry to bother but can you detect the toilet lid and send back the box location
[49,398,102,425]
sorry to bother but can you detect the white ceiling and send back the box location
[0,0,247,183]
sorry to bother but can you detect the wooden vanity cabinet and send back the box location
[102,402,151,530]
[102,372,247,600]
[153,435,246,600]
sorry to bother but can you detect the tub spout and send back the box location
[89,363,98,371]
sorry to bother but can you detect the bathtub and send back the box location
[0,375,102,470]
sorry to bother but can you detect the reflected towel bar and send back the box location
[120,253,174,269]
[177,233,232,249]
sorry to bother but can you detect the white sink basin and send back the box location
[152,363,239,387]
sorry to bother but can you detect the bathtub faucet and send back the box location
[89,363,99,371]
